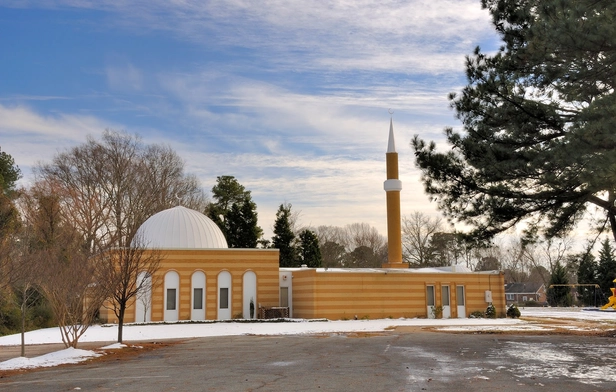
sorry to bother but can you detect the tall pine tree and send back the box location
[413,0,616,243]
[298,229,322,268]
[272,203,298,267]
[597,238,616,299]
[208,176,262,248]
[547,261,571,307]
[576,249,598,306]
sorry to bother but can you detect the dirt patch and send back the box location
[390,317,616,337]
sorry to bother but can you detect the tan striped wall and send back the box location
[100,248,505,323]
[101,248,280,323]
[288,269,506,320]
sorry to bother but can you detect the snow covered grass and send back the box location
[1,307,614,371]
[0,348,103,370]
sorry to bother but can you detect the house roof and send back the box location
[505,282,544,294]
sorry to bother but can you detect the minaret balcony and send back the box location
[383,179,402,191]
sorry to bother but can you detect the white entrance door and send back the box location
[243,271,257,319]
[456,285,466,318]
[442,285,451,319]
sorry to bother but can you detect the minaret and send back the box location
[382,117,405,268]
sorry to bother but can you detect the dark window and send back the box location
[193,288,203,310]
[426,286,435,306]
[220,288,229,309]
[442,286,450,306]
[457,286,466,305]
[166,289,176,310]
[280,287,289,307]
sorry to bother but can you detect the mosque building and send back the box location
[101,120,505,323]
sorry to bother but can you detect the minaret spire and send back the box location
[387,118,396,153]
[383,113,405,268]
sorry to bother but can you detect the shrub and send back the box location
[507,304,521,318]
[485,303,497,319]
[469,310,484,318]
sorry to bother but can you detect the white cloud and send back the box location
[0,0,494,238]
[0,105,116,179]
[106,63,144,92]
[6,0,497,75]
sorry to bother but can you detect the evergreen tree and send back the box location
[547,261,571,307]
[298,229,322,268]
[576,250,599,306]
[597,238,616,299]
[272,203,298,267]
[344,246,383,268]
[208,176,262,248]
[226,195,261,248]
[0,148,21,294]
[413,1,616,243]
[0,148,21,196]
[320,241,346,268]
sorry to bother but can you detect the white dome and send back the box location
[135,206,228,249]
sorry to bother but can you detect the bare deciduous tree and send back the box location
[95,235,163,343]
[20,183,108,348]
[37,130,208,251]
[401,212,443,267]
[312,223,386,268]
[37,244,108,348]
[9,247,39,357]
[313,226,348,268]
[32,131,206,344]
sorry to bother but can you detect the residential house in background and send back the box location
[505,282,547,305]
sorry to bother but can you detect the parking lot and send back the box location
[2,330,616,392]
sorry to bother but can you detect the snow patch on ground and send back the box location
[100,342,126,349]
[0,348,101,370]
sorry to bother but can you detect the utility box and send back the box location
[485,290,493,303]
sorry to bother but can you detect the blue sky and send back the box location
[0,0,499,239]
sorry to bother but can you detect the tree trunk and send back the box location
[20,302,26,357]
[609,210,616,244]
[117,304,126,343]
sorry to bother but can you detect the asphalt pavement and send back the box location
[1,331,615,391]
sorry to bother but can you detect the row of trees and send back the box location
[205,176,390,270]
[205,173,616,300]
[398,210,616,306]
[206,176,324,268]
[311,223,386,268]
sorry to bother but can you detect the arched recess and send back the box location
[164,271,180,322]
[217,271,232,320]
[191,271,206,320]
[243,271,257,319]
[135,271,152,323]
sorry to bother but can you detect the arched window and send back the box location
[164,271,180,321]
[191,271,206,320]
[217,271,232,320]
